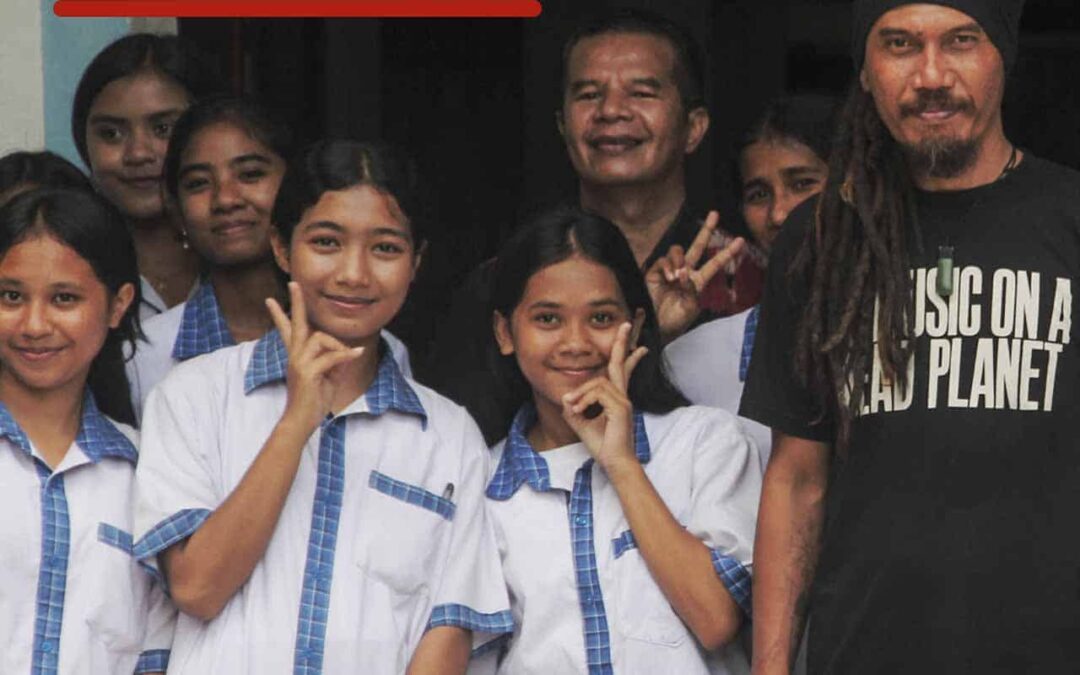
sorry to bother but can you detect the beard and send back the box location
[897,88,979,178]
[901,134,979,179]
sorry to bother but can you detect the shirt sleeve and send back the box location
[132,365,222,572]
[738,201,835,442]
[425,414,514,651]
[684,408,764,615]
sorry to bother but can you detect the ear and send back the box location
[108,282,136,329]
[860,67,870,92]
[493,311,515,356]
[555,109,566,140]
[684,107,710,155]
[270,228,291,276]
[629,307,646,350]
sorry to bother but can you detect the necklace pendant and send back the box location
[936,245,954,298]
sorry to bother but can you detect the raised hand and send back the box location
[645,211,745,342]
[265,282,365,433]
[561,322,648,473]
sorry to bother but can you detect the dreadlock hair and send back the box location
[791,82,921,454]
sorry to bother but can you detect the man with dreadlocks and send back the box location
[742,1,1080,673]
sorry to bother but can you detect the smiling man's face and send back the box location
[560,31,706,189]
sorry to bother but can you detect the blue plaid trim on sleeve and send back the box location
[569,461,614,675]
[32,466,70,675]
[427,604,514,633]
[133,509,212,561]
[293,419,348,675]
[739,305,760,382]
[711,549,752,616]
[171,281,235,361]
[369,471,456,521]
[611,529,637,559]
[97,523,134,554]
[134,649,170,673]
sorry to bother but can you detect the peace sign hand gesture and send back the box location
[645,211,745,343]
[266,282,365,434]
[561,322,648,474]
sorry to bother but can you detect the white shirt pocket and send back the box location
[610,528,692,648]
[84,523,149,670]
[354,470,454,596]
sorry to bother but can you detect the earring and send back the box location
[180,229,190,251]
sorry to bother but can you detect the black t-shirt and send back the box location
[741,155,1080,674]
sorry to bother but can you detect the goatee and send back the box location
[902,136,978,179]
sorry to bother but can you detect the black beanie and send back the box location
[852,0,1025,72]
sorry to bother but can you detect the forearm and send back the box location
[163,414,315,620]
[406,626,471,675]
[606,460,741,650]
[751,444,827,675]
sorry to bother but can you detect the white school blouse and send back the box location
[133,329,512,674]
[664,306,772,467]
[127,280,413,421]
[478,404,761,675]
[0,394,175,674]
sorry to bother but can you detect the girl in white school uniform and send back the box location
[0,188,174,674]
[478,207,762,674]
[127,96,412,419]
[133,140,511,674]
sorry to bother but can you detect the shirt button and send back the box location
[574,515,588,527]
[40,640,55,653]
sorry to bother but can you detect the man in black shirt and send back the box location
[742,0,1080,673]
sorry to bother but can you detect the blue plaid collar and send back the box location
[243,329,427,426]
[172,280,235,361]
[0,392,136,464]
[739,304,760,382]
[487,403,650,500]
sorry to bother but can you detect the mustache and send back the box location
[900,88,974,117]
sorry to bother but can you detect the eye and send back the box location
[949,32,980,49]
[180,176,210,193]
[94,125,123,143]
[152,121,174,139]
[630,89,658,99]
[373,241,406,255]
[791,177,823,193]
[743,187,770,205]
[532,312,560,327]
[238,168,268,183]
[0,290,22,305]
[309,236,340,250]
[53,292,80,306]
[883,35,918,54]
[574,89,601,102]
[590,311,617,326]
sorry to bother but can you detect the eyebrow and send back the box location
[88,108,185,126]
[628,77,663,89]
[302,221,413,242]
[780,166,825,179]
[178,154,273,179]
[526,298,623,310]
[877,22,983,39]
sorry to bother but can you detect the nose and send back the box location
[769,191,793,227]
[556,318,594,355]
[123,126,156,166]
[596,89,632,122]
[212,176,244,213]
[913,43,955,90]
[20,300,51,339]
[335,246,372,288]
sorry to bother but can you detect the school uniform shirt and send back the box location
[132,329,512,674]
[126,279,414,420]
[663,306,772,467]
[479,404,761,675]
[0,393,175,675]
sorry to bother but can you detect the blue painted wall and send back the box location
[39,1,127,168]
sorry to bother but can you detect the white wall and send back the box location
[0,0,46,154]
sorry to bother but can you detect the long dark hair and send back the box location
[71,33,219,168]
[489,206,688,440]
[272,139,430,248]
[164,94,294,200]
[0,189,142,425]
[792,83,917,453]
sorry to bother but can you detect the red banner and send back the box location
[54,0,542,18]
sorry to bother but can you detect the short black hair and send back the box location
[164,95,294,199]
[561,9,706,110]
[272,139,430,248]
[0,151,92,204]
[71,33,219,167]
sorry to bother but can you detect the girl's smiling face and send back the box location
[0,233,133,397]
[272,184,419,349]
[495,254,635,418]
[176,121,286,267]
